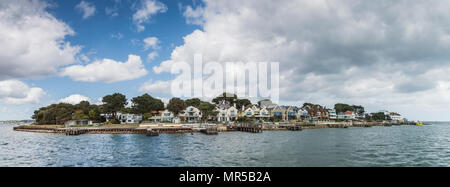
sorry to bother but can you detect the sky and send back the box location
[1,0,450,121]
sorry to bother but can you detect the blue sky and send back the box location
[0,0,203,120]
[45,0,200,99]
[2,0,450,121]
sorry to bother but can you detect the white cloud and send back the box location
[143,37,159,50]
[75,1,96,19]
[0,0,81,80]
[139,79,172,95]
[153,0,450,120]
[156,97,170,107]
[61,55,148,83]
[59,94,90,105]
[183,5,204,25]
[0,80,45,105]
[132,0,167,32]
[147,51,158,61]
[111,32,124,40]
[105,7,118,17]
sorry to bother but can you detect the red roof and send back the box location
[151,110,164,114]
[344,111,354,115]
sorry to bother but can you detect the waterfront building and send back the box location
[150,109,176,123]
[259,107,271,121]
[328,109,337,119]
[270,105,284,121]
[286,106,298,121]
[297,109,310,121]
[304,105,329,121]
[216,104,239,123]
[337,111,356,120]
[179,106,202,123]
[389,112,403,121]
[120,114,142,124]
[64,119,93,127]
[101,112,122,122]
[240,105,270,121]
[268,105,297,121]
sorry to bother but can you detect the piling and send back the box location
[236,124,263,133]
[200,126,219,135]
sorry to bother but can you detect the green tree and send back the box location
[32,103,76,124]
[236,99,252,109]
[198,102,218,122]
[185,98,202,108]
[102,93,127,120]
[334,103,365,115]
[167,98,186,116]
[88,105,103,122]
[75,101,90,113]
[143,113,152,121]
[73,110,89,120]
[371,112,388,121]
[131,94,164,114]
[212,92,237,105]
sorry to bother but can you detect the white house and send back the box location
[389,112,403,121]
[241,105,270,121]
[179,106,202,123]
[328,109,337,119]
[120,114,142,124]
[338,111,356,120]
[217,105,239,123]
[150,109,176,123]
[161,109,175,122]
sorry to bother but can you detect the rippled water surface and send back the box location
[1,122,449,166]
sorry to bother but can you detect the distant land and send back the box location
[0,120,35,125]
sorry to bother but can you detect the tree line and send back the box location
[32,92,253,125]
[32,92,380,125]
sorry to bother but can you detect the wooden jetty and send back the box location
[279,124,303,131]
[327,124,350,128]
[236,124,263,133]
[352,124,372,128]
[152,127,193,134]
[146,129,159,136]
[65,129,88,136]
[286,125,302,131]
[226,126,237,131]
[200,126,219,135]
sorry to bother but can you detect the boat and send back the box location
[416,121,424,126]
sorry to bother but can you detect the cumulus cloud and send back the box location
[143,37,160,50]
[139,79,172,95]
[59,94,91,105]
[61,55,148,83]
[183,5,204,25]
[132,0,167,32]
[0,0,81,80]
[147,51,158,61]
[75,1,96,19]
[0,80,45,105]
[111,32,124,40]
[151,0,450,120]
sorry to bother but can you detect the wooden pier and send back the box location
[352,124,372,128]
[236,124,263,133]
[200,126,219,135]
[65,129,88,136]
[152,127,193,134]
[146,129,159,136]
[286,125,302,131]
[327,124,350,128]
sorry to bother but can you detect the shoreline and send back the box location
[12,121,417,136]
